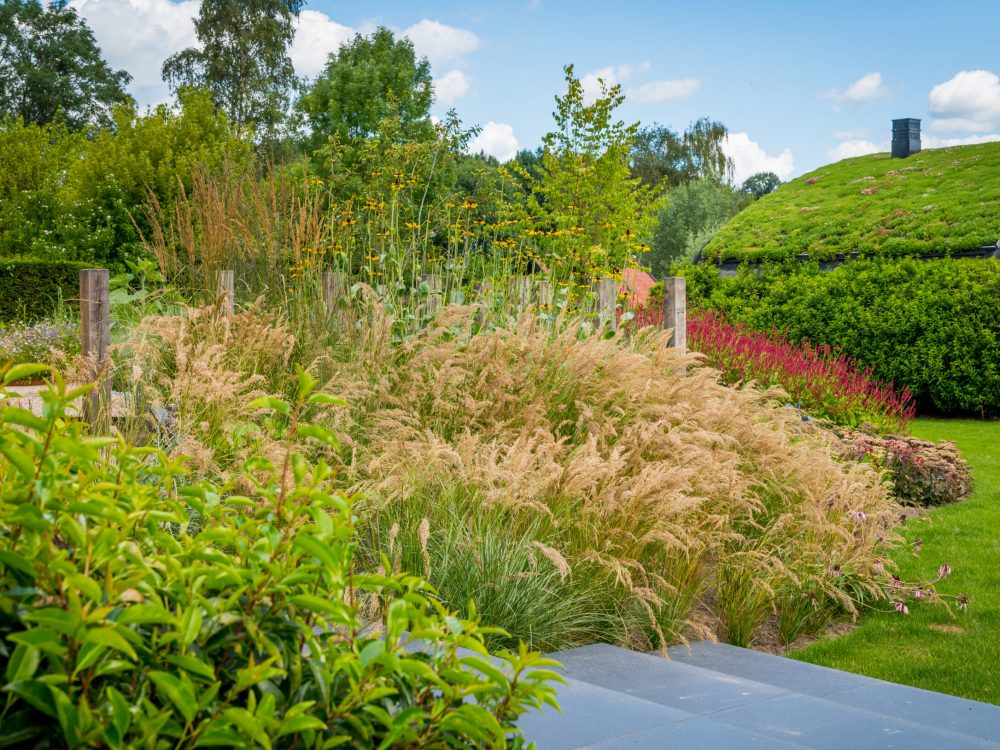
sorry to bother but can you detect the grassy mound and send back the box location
[703,142,1000,262]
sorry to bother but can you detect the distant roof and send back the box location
[621,268,657,307]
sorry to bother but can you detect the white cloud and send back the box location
[723,132,794,184]
[923,133,1000,148]
[69,4,482,108]
[70,0,198,105]
[402,20,480,68]
[435,70,471,105]
[827,140,883,161]
[822,72,888,105]
[581,62,696,105]
[468,121,519,162]
[628,78,700,103]
[928,70,1000,132]
[290,10,357,79]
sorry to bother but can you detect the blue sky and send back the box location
[73,0,1000,183]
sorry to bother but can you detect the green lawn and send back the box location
[792,419,1000,704]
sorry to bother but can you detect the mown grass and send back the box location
[792,419,1000,705]
[704,141,1000,262]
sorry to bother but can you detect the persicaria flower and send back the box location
[872,560,885,574]
[853,510,867,524]
[938,564,952,578]
[894,601,909,614]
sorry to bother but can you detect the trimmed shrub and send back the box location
[676,258,1000,416]
[0,365,558,748]
[834,429,974,507]
[0,258,89,322]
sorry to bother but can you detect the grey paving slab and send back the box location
[554,642,788,715]
[516,674,693,750]
[668,640,866,697]
[575,716,811,749]
[830,682,1000,744]
[708,692,1000,750]
[669,640,1000,742]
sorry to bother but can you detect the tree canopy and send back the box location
[0,0,131,129]
[296,26,434,152]
[162,0,303,139]
[631,119,732,189]
[741,171,782,198]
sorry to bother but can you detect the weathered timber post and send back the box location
[215,269,234,315]
[596,277,618,332]
[535,280,553,310]
[475,281,494,328]
[322,271,347,314]
[663,276,686,350]
[422,274,442,318]
[508,275,532,315]
[80,269,111,432]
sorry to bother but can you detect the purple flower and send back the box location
[853,510,867,524]
[938,564,952,578]
[894,601,909,614]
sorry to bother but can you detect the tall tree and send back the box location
[631,118,733,189]
[741,171,781,198]
[162,0,302,138]
[296,27,434,152]
[0,0,131,129]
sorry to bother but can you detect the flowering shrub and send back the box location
[631,305,915,432]
[836,430,974,506]
[0,364,559,747]
[0,318,78,369]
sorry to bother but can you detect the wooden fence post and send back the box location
[508,275,532,315]
[596,277,618,332]
[535,280,553,310]
[663,276,686,350]
[322,271,347,314]
[215,269,234,315]
[80,269,110,432]
[422,274,442,317]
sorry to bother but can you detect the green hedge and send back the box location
[676,258,1000,416]
[0,258,90,322]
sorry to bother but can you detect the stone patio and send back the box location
[519,641,1000,748]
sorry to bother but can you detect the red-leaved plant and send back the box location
[630,305,916,433]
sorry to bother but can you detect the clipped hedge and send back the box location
[0,258,90,322]
[676,258,1000,416]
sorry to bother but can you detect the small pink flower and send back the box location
[872,560,885,574]
[914,589,924,598]
[853,510,867,524]
[894,601,909,614]
[938,564,952,578]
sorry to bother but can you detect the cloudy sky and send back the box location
[70,0,1000,183]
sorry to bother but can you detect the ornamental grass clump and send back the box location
[316,303,911,651]
[0,363,559,748]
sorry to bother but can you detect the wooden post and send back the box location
[215,269,234,315]
[322,271,347,314]
[422,274,442,318]
[535,280,553,310]
[596,277,618,332]
[80,269,111,432]
[508,276,531,315]
[663,277,687,350]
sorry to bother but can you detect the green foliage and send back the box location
[163,0,303,138]
[646,178,750,274]
[0,366,559,748]
[0,0,131,129]
[704,141,1000,262]
[630,119,733,189]
[296,26,434,159]
[528,65,662,276]
[0,258,89,322]
[0,90,251,266]
[741,171,781,199]
[676,257,1000,415]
